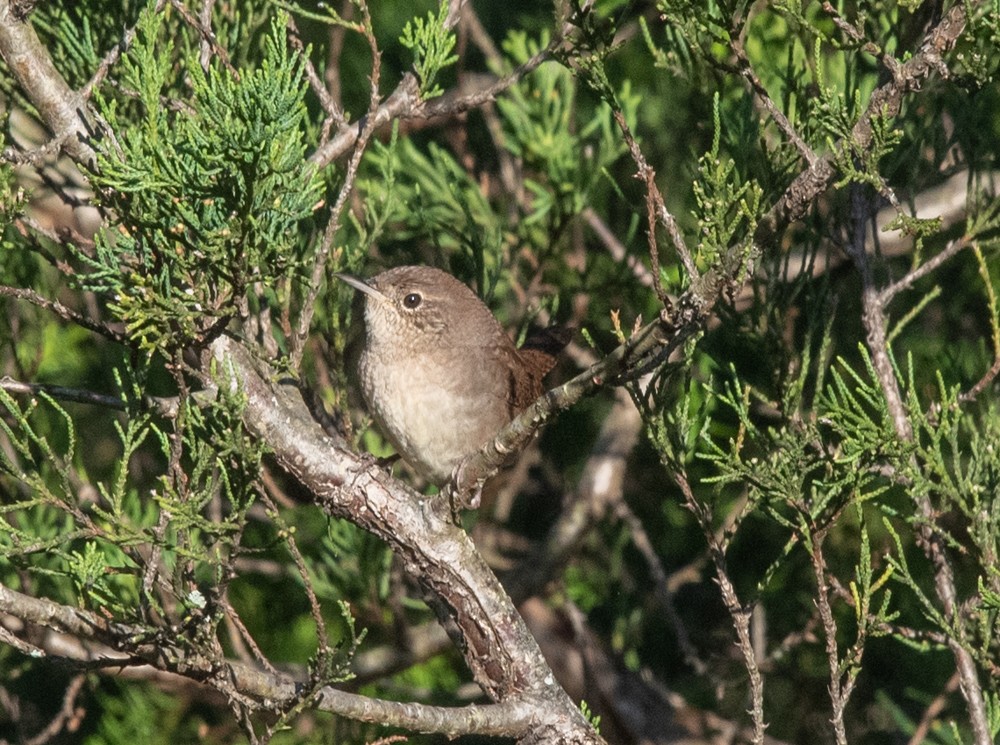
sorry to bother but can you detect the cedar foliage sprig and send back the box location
[81,9,321,352]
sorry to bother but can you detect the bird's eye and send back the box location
[402,292,422,309]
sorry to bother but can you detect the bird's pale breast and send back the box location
[359,340,510,483]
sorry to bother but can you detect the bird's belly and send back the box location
[359,348,509,483]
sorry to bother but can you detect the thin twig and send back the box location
[581,207,656,289]
[0,285,124,343]
[259,490,331,661]
[879,235,971,303]
[17,213,96,254]
[292,1,384,366]
[614,108,693,300]
[730,36,817,167]
[167,0,236,76]
[907,671,961,745]
[763,613,819,667]
[1,376,122,409]
[821,2,886,58]
[674,471,767,743]
[23,673,86,745]
[286,14,345,128]
[220,593,280,675]
[809,528,854,745]
[460,2,502,65]
[461,5,521,209]
[960,355,1000,404]
[613,499,707,674]
[503,387,640,603]
[0,376,179,417]
[323,0,354,116]
[308,34,556,168]
[418,41,557,119]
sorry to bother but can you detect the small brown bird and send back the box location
[338,265,567,485]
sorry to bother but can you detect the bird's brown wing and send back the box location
[509,324,575,412]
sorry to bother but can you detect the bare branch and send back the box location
[613,498,708,675]
[808,529,856,745]
[0,376,179,417]
[0,581,552,738]
[286,14,345,128]
[1,376,123,409]
[445,311,676,503]
[308,73,420,167]
[0,0,95,164]
[503,386,642,603]
[879,236,972,303]
[308,25,557,168]
[907,671,962,745]
[0,284,124,343]
[167,0,236,75]
[614,109,693,299]
[674,471,767,743]
[581,206,656,289]
[22,674,86,745]
[418,40,556,119]
[729,34,817,167]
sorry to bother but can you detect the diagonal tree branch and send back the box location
[203,335,604,742]
[0,0,95,165]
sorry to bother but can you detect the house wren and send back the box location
[338,265,567,485]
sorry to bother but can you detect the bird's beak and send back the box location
[335,272,386,302]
